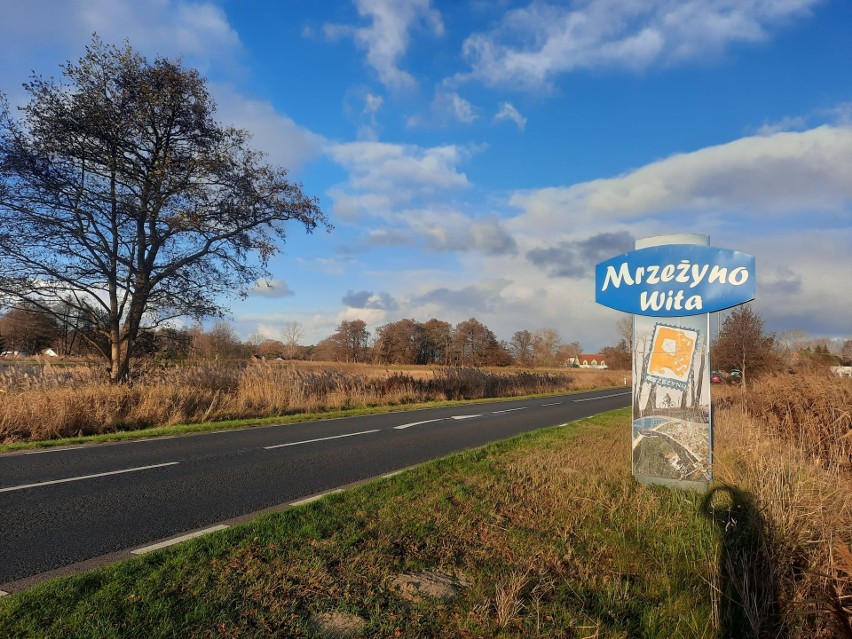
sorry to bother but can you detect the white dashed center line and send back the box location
[0,462,180,493]
[264,429,380,450]
[572,391,631,402]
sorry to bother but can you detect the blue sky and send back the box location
[2,0,850,350]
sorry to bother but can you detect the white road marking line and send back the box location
[24,446,86,455]
[572,391,631,402]
[450,414,482,420]
[382,470,404,478]
[542,402,563,407]
[0,462,180,493]
[130,436,177,443]
[491,407,526,414]
[130,525,229,555]
[393,418,446,430]
[289,490,342,506]
[264,429,380,450]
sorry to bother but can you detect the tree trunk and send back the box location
[110,331,125,383]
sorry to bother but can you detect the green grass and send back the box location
[0,409,720,638]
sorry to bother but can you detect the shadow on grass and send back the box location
[702,484,785,639]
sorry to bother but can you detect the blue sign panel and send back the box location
[595,244,755,316]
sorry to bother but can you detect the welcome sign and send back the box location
[596,235,755,491]
[595,244,755,316]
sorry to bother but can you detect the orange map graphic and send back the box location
[648,326,695,379]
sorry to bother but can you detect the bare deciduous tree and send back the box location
[510,330,534,367]
[0,39,328,381]
[532,328,562,367]
[281,321,305,359]
[316,319,370,362]
[374,318,426,365]
[422,318,452,365]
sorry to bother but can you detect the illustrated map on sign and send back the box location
[632,314,711,485]
[647,325,698,386]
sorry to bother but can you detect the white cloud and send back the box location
[509,126,852,232]
[251,278,294,298]
[754,115,808,136]
[326,141,520,257]
[739,230,852,338]
[458,0,822,89]
[446,92,478,124]
[328,141,472,204]
[325,0,443,90]
[342,289,398,310]
[405,210,517,255]
[0,1,322,173]
[211,84,325,171]
[406,90,479,128]
[494,102,527,130]
[0,0,241,70]
[360,92,385,141]
[381,124,852,349]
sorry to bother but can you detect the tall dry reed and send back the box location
[0,362,628,443]
[714,371,852,637]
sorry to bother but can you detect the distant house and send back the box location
[577,353,607,369]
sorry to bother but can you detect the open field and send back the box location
[0,370,849,637]
[0,361,626,444]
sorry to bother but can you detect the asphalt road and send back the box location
[0,388,630,591]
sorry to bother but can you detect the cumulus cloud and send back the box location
[329,141,471,193]
[0,1,323,172]
[526,231,634,277]
[494,102,527,130]
[760,266,802,296]
[414,279,513,315]
[457,0,821,89]
[741,230,852,337]
[406,90,479,128]
[250,278,294,298]
[342,289,399,310]
[211,83,325,170]
[415,213,517,255]
[324,0,443,90]
[327,141,473,218]
[444,92,478,124]
[352,207,516,256]
[0,0,241,73]
[754,115,808,136]
[509,126,852,232]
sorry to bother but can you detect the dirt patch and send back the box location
[308,611,366,638]
[390,569,470,603]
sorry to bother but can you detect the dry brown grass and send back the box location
[713,371,852,637]
[0,361,629,443]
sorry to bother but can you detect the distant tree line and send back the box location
[0,305,591,369]
[311,318,587,368]
[13,300,841,374]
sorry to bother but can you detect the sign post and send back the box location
[595,234,755,490]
